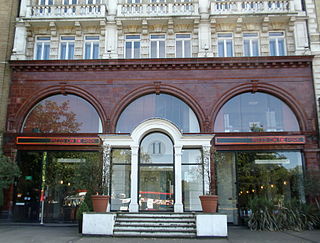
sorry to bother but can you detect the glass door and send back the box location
[139,133,174,211]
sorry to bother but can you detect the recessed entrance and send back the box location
[139,132,174,211]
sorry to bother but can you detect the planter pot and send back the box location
[199,195,218,213]
[91,195,110,213]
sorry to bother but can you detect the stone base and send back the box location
[82,213,115,235]
[196,214,228,237]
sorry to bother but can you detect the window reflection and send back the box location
[116,94,200,133]
[214,92,300,132]
[22,94,102,133]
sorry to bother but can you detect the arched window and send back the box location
[116,94,200,133]
[214,92,300,132]
[22,94,102,133]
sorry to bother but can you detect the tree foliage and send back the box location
[24,100,82,133]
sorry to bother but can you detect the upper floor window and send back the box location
[60,36,75,60]
[39,0,53,5]
[217,33,233,57]
[127,0,141,3]
[125,35,140,59]
[35,37,50,60]
[176,34,191,58]
[269,32,286,56]
[87,0,101,4]
[84,36,99,59]
[214,92,300,132]
[63,0,77,4]
[150,35,165,58]
[243,33,259,57]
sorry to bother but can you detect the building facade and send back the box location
[2,0,320,226]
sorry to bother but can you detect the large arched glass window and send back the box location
[116,94,200,133]
[22,94,102,133]
[214,92,300,132]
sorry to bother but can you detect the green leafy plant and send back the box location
[0,151,21,207]
[247,196,320,231]
[76,201,89,220]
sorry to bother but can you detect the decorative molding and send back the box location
[9,56,313,72]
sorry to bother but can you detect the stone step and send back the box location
[114,225,195,231]
[116,213,195,218]
[116,217,195,223]
[115,221,195,227]
[113,231,196,238]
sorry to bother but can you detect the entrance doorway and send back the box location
[139,133,174,211]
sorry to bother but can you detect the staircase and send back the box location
[113,213,197,238]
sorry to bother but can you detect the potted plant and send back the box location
[199,148,221,213]
[0,150,21,208]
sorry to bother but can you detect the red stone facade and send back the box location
[4,55,319,169]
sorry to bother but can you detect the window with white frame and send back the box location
[60,36,75,60]
[84,36,99,59]
[63,0,77,4]
[127,0,140,3]
[35,37,51,60]
[269,32,286,56]
[86,0,101,4]
[125,35,140,59]
[217,33,233,57]
[150,34,165,58]
[243,33,259,57]
[176,34,191,58]
[39,0,53,5]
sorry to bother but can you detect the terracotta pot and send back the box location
[199,195,218,213]
[91,195,110,212]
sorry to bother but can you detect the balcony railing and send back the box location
[28,3,106,18]
[117,1,199,17]
[211,0,294,14]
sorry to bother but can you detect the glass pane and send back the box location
[278,39,285,56]
[92,43,99,59]
[111,165,131,211]
[159,41,165,58]
[36,43,42,60]
[226,40,233,57]
[44,151,101,223]
[43,43,50,60]
[182,149,202,164]
[214,92,300,132]
[218,41,224,57]
[151,41,157,58]
[116,93,200,133]
[216,152,238,224]
[184,40,191,57]
[252,40,259,56]
[269,39,276,56]
[60,43,67,60]
[139,166,174,211]
[176,40,182,58]
[22,94,102,133]
[140,133,173,164]
[125,42,132,58]
[237,151,304,222]
[243,40,250,56]
[112,149,131,164]
[182,164,203,211]
[68,43,74,59]
[134,41,140,58]
[85,43,91,59]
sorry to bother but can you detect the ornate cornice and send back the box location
[9,56,313,72]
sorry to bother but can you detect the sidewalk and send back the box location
[0,224,319,243]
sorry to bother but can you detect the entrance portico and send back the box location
[100,118,214,213]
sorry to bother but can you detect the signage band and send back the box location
[16,137,100,146]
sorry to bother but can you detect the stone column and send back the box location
[174,145,183,212]
[102,144,111,212]
[129,145,139,212]
[202,145,211,195]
